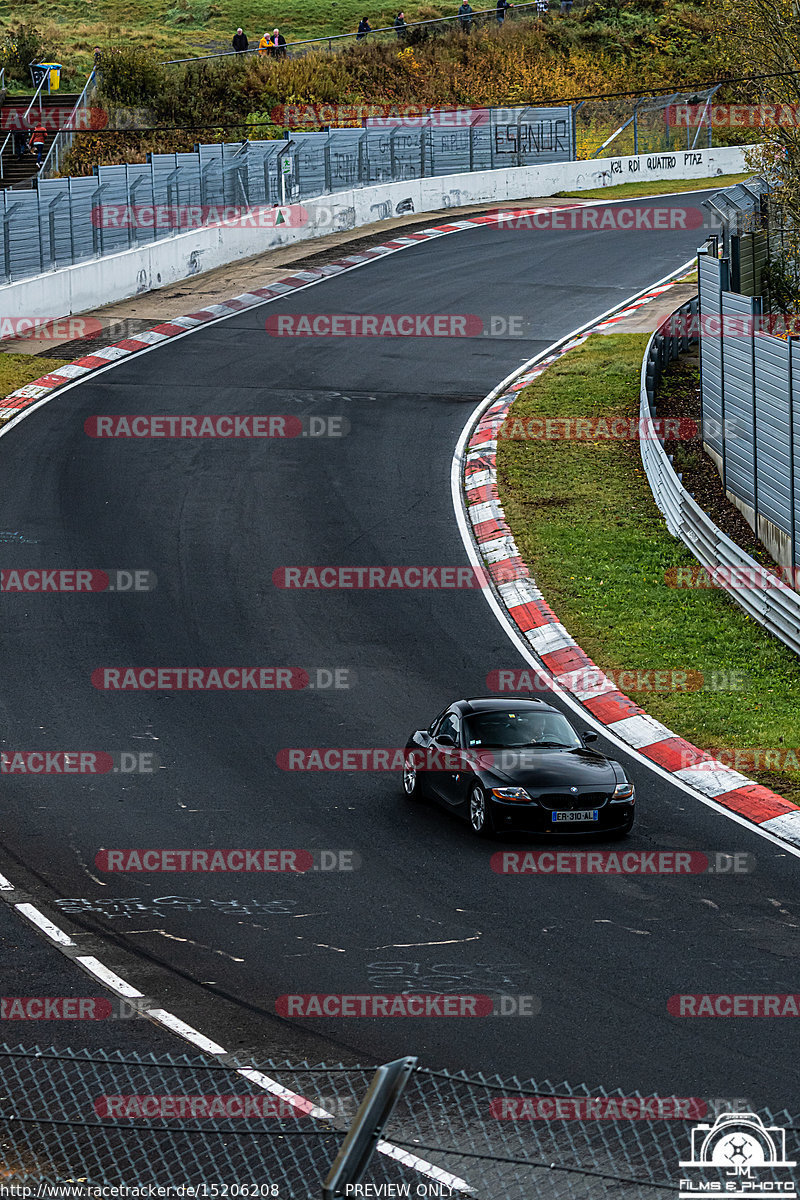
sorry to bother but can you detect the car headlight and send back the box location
[611,781,635,802]
[491,787,531,803]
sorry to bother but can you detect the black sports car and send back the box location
[404,697,635,837]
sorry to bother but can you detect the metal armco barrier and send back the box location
[640,296,800,658]
[0,104,572,286]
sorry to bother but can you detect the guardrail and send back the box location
[640,295,800,658]
[163,1,545,65]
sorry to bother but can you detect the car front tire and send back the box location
[469,784,495,837]
[403,754,424,800]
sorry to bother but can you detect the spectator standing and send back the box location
[258,30,272,54]
[272,27,287,56]
[536,0,548,17]
[232,27,249,51]
[559,0,572,13]
[394,10,408,37]
[458,1,473,30]
[496,0,512,22]
[30,122,47,166]
[12,128,29,159]
[357,16,371,38]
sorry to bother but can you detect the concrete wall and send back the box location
[0,144,746,322]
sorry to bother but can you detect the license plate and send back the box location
[552,809,598,823]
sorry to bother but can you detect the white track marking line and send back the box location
[76,955,145,998]
[15,902,76,945]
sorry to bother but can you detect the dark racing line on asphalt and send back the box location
[1,192,798,1107]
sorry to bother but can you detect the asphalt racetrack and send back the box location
[1,192,798,1108]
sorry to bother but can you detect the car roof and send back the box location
[454,697,562,717]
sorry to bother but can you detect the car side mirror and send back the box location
[583,731,598,743]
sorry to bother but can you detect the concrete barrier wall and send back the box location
[0,144,746,322]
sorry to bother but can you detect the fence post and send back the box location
[571,101,584,161]
[752,294,761,526]
[262,155,271,205]
[790,340,797,578]
[66,178,76,265]
[390,128,397,179]
[166,167,182,237]
[633,106,642,157]
[2,203,19,283]
[126,174,147,249]
[48,193,66,268]
[90,181,107,258]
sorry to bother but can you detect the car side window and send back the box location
[436,712,461,745]
[428,708,448,735]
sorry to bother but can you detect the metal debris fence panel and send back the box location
[0,1044,796,1197]
[641,293,800,658]
[1,105,573,287]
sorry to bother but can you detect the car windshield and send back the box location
[464,709,582,749]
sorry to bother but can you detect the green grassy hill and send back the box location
[2,0,722,93]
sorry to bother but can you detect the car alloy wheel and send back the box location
[403,755,422,799]
[469,784,494,837]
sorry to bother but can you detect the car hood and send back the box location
[478,747,619,789]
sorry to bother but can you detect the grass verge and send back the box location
[554,173,751,200]
[0,354,70,424]
[496,333,800,804]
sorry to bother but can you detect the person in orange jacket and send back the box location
[30,122,48,166]
[258,30,273,55]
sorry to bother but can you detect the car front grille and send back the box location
[540,791,611,811]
